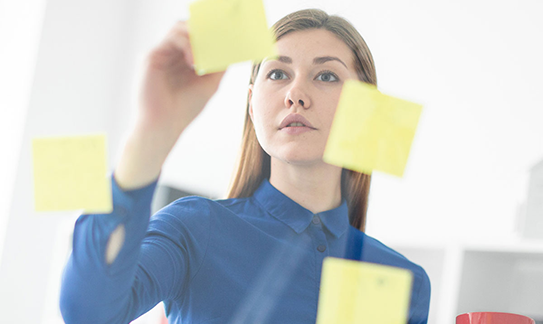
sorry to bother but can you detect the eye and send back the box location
[316,71,339,82]
[267,69,289,80]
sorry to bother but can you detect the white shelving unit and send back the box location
[391,239,543,324]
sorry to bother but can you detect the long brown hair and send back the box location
[226,9,376,232]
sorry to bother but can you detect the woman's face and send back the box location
[249,28,358,167]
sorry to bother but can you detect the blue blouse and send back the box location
[60,175,430,324]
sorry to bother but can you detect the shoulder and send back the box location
[147,196,215,237]
[348,228,431,297]
[148,195,251,232]
[349,227,426,276]
[349,228,431,323]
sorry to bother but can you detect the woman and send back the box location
[60,8,430,324]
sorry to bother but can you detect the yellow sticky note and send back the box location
[316,257,413,324]
[32,134,112,213]
[188,0,277,75]
[323,80,423,177]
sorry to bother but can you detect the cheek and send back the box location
[317,90,342,129]
[250,98,274,150]
[251,98,270,128]
[251,86,280,129]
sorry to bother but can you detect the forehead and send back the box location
[274,29,354,65]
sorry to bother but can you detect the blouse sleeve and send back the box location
[408,266,431,324]
[59,174,211,324]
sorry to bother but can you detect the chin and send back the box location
[274,151,324,166]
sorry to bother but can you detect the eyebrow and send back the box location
[277,56,292,64]
[313,56,348,69]
[273,55,348,69]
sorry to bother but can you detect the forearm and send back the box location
[107,122,183,265]
[60,176,158,324]
[115,122,180,191]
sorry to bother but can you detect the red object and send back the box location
[456,312,535,324]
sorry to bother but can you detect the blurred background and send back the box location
[0,0,542,323]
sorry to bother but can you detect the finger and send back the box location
[174,20,189,33]
[174,21,194,67]
[151,30,192,69]
[165,23,194,67]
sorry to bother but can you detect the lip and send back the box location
[279,114,316,130]
[280,126,314,135]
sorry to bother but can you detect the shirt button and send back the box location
[312,216,321,225]
[317,245,326,252]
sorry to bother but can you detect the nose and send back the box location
[284,84,311,109]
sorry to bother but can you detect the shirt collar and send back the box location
[253,178,349,238]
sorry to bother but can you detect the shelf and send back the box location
[389,240,543,324]
[457,250,543,322]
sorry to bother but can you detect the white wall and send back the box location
[357,0,543,244]
[1,0,542,323]
[0,0,47,273]
[0,0,133,323]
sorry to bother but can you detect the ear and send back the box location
[248,84,254,122]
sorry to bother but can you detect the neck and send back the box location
[269,158,343,214]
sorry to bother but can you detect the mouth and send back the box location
[279,124,315,135]
[281,122,315,129]
[278,114,316,130]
